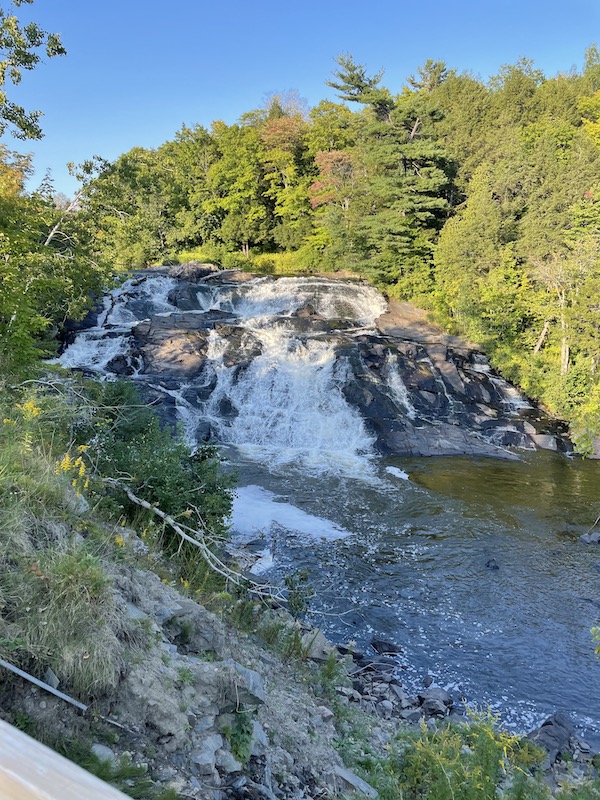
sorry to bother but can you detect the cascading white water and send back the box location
[225,277,387,324]
[204,324,375,475]
[55,274,178,372]
[383,353,417,420]
[52,270,600,742]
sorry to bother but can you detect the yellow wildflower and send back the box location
[16,400,41,419]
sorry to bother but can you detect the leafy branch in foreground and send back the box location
[0,0,66,139]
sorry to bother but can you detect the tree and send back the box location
[204,122,272,257]
[407,59,450,93]
[327,53,395,122]
[0,0,66,139]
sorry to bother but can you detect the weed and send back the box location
[227,709,255,764]
[177,666,194,686]
[284,568,313,619]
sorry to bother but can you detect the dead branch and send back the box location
[102,478,285,602]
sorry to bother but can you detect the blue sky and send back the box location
[4,0,600,196]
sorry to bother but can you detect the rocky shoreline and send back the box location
[2,519,598,800]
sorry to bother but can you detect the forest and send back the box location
[2,32,600,450]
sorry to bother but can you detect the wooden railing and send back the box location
[0,719,129,799]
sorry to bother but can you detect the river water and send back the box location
[56,271,600,742]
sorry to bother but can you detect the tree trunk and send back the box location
[533,320,551,354]
[559,292,570,375]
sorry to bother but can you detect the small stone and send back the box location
[224,659,266,705]
[422,698,447,718]
[379,699,393,718]
[317,705,335,723]
[301,628,336,663]
[250,721,269,757]
[389,684,407,703]
[400,708,422,723]
[419,687,453,707]
[580,531,600,544]
[39,701,47,710]
[370,639,403,655]
[91,744,117,765]
[423,674,433,688]
[215,748,242,774]
[191,733,223,774]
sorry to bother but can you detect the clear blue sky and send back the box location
[3,0,600,196]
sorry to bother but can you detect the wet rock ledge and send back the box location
[119,265,571,460]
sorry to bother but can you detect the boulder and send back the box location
[418,687,453,707]
[301,629,336,663]
[223,659,266,706]
[370,639,403,655]
[167,262,221,283]
[333,765,378,798]
[528,713,576,766]
[190,733,223,774]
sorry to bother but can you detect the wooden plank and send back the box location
[0,719,129,800]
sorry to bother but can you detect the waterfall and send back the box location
[204,325,375,475]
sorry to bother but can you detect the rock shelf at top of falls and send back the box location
[59,263,570,466]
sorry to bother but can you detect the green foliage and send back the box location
[2,544,123,695]
[0,0,66,139]
[92,380,233,531]
[3,38,599,445]
[338,714,553,800]
[227,709,254,764]
[284,568,313,619]
[58,742,178,800]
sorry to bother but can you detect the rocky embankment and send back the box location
[2,520,596,799]
[91,263,570,460]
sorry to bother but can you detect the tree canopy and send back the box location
[2,30,600,450]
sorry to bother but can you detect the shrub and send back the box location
[92,381,233,532]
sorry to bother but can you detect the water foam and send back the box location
[230,485,351,542]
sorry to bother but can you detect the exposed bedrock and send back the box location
[91,268,570,458]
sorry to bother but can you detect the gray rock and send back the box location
[531,433,558,451]
[224,659,266,705]
[528,713,575,767]
[317,705,335,723]
[370,639,403,655]
[389,684,408,704]
[91,743,117,765]
[580,531,600,544]
[251,721,269,757]
[379,699,394,717]
[400,708,422,722]
[419,687,453,707]
[333,765,378,798]
[215,748,242,774]
[191,733,224,774]
[301,628,336,663]
[422,698,448,718]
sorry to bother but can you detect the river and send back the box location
[56,269,600,743]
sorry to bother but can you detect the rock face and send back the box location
[61,266,570,459]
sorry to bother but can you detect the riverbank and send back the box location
[0,376,599,799]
